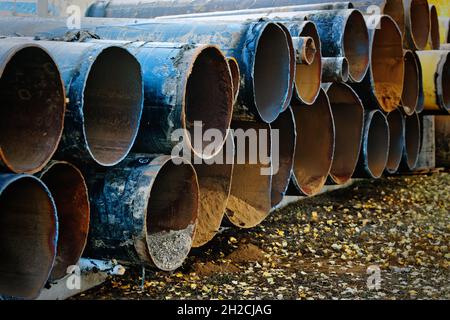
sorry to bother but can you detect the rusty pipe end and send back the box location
[400,112,421,171]
[0,174,58,299]
[293,36,316,65]
[429,5,440,50]
[385,109,405,174]
[322,57,350,83]
[383,0,406,36]
[38,161,90,282]
[0,42,65,174]
[405,0,431,50]
[401,50,420,115]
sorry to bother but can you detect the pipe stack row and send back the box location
[0,0,448,299]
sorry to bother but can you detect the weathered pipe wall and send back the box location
[322,57,349,83]
[270,107,296,209]
[322,82,364,185]
[85,155,199,271]
[416,50,450,114]
[225,121,272,229]
[0,174,58,299]
[0,37,144,167]
[288,89,335,196]
[353,110,390,178]
[191,131,234,248]
[428,4,441,49]
[401,50,420,116]
[403,0,431,50]
[400,112,421,171]
[37,161,90,282]
[0,17,292,123]
[350,15,404,113]
[385,109,405,174]
[0,39,65,174]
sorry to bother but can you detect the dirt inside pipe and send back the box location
[367,112,390,178]
[292,90,334,196]
[295,22,321,104]
[386,110,405,173]
[270,108,295,208]
[145,161,198,271]
[253,23,290,122]
[343,10,370,82]
[0,46,65,174]
[40,162,90,281]
[0,176,57,299]
[383,0,405,35]
[404,113,421,169]
[327,84,363,185]
[227,57,240,103]
[409,0,430,50]
[401,50,419,115]
[185,47,233,157]
[372,16,404,113]
[83,46,143,166]
[429,5,440,50]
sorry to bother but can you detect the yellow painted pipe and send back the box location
[428,0,450,17]
[439,17,449,43]
[416,50,450,114]
[425,5,440,49]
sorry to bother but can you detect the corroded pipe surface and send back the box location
[403,0,431,50]
[322,57,349,83]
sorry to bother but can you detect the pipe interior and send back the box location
[296,22,321,104]
[254,23,290,121]
[185,47,233,156]
[83,46,143,166]
[0,176,56,298]
[40,163,90,281]
[410,0,430,49]
[429,6,440,49]
[292,90,334,196]
[441,54,450,112]
[341,58,350,82]
[0,46,64,173]
[343,10,370,82]
[327,84,364,185]
[270,108,295,207]
[145,161,198,270]
[227,57,240,102]
[404,114,421,169]
[367,112,390,178]
[386,110,404,172]
[372,16,404,112]
[303,37,316,64]
[383,0,405,34]
[401,51,419,115]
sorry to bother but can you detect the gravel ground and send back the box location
[74,172,450,300]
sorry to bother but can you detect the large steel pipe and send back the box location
[416,50,450,114]
[412,50,425,114]
[403,0,431,50]
[351,15,404,113]
[401,50,420,116]
[400,112,421,171]
[270,107,296,209]
[288,89,335,196]
[37,161,90,282]
[191,132,234,248]
[0,39,65,174]
[0,37,144,167]
[85,155,199,271]
[322,57,350,83]
[323,83,364,185]
[385,109,405,174]
[353,110,390,178]
[225,121,272,228]
[427,5,440,50]
[0,174,58,299]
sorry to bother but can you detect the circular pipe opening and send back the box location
[227,57,240,103]
[0,175,57,299]
[145,160,198,271]
[341,57,350,82]
[39,162,90,281]
[270,108,296,208]
[185,47,233,157]
[438,52,450,113]
[292,89,334,196]
[0,45,65,174]
[296,22,322,104]
[343,10,370,82]
[386,109,405,173]
[429,5,440,49]
[327,83,364,185]
[303,37,316,65]
[372,16,404,113]
[253,23,291,122]
[83,46,143,166]
[401,50,420,115]
[403,113,421,170]
[409,0,430,50]
[383,0,406,35]
[366,111,390,178]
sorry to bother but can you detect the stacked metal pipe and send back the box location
[0,0,449,299]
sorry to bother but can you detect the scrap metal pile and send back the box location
[0,0,449,299]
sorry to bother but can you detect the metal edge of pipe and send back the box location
[400,49,420,116]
